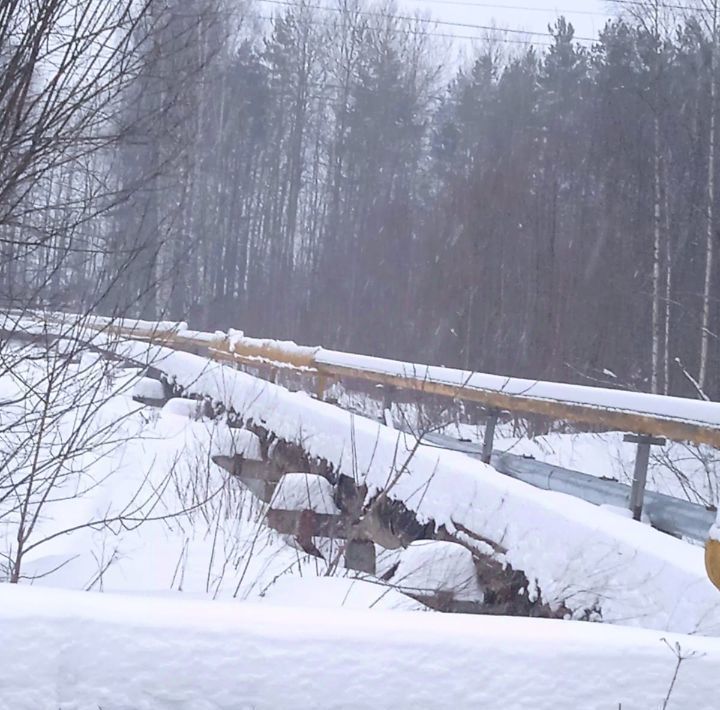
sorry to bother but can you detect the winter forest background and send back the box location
[2,0,719,399]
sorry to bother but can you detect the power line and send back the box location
[609,0,713,13]
[258,0,599,41]
[389,0,611,16]
[256,13,565,46]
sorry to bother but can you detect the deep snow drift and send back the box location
[0,345,324,598]
[2,334,720,707]
[2,583,720,710]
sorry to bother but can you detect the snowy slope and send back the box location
[0,348,320,598]
[2,583,720,710]
[3,332,719,633]
[116,340,720,634]
[0,345,432,607]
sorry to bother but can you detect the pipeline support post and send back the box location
[624,433,666,521]
[382,384,395,412]
[380,384,396,427]
[315,375,327,402]
[482,409,500,464]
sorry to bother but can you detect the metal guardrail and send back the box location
[418,432,716,543]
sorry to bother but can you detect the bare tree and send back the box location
[0,0,234,582]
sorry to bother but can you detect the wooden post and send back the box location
[624,434,666,521]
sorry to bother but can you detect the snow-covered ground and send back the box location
[2,340,719,628]
[109,339,720,634]
[0,344,324,598]
[3,582,720,710]
[3,336,720,708]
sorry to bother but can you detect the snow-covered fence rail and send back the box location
[63,316,720,449]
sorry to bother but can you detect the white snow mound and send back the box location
[260,576,424,611]
[161,397,204,420]
[271,473,339,514]
[4,583,720,710]
[209,425,263,460]
[132,377,165,400]
[394,540,483,601]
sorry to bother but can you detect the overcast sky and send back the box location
[258,0,626,56]
[397,0,619,49]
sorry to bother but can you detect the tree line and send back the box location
[2,0,719,399]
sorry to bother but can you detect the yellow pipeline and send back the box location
[706,538,720,591]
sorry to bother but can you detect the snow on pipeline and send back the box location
[117,340,720,635]
[1,583,720,710]
[9,312,720,430]
[317,348,720,428]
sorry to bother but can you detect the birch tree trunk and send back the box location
[652,112,663,393]
[650,0,664,394]
[663,164,672,395]
[699,0,718,391]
